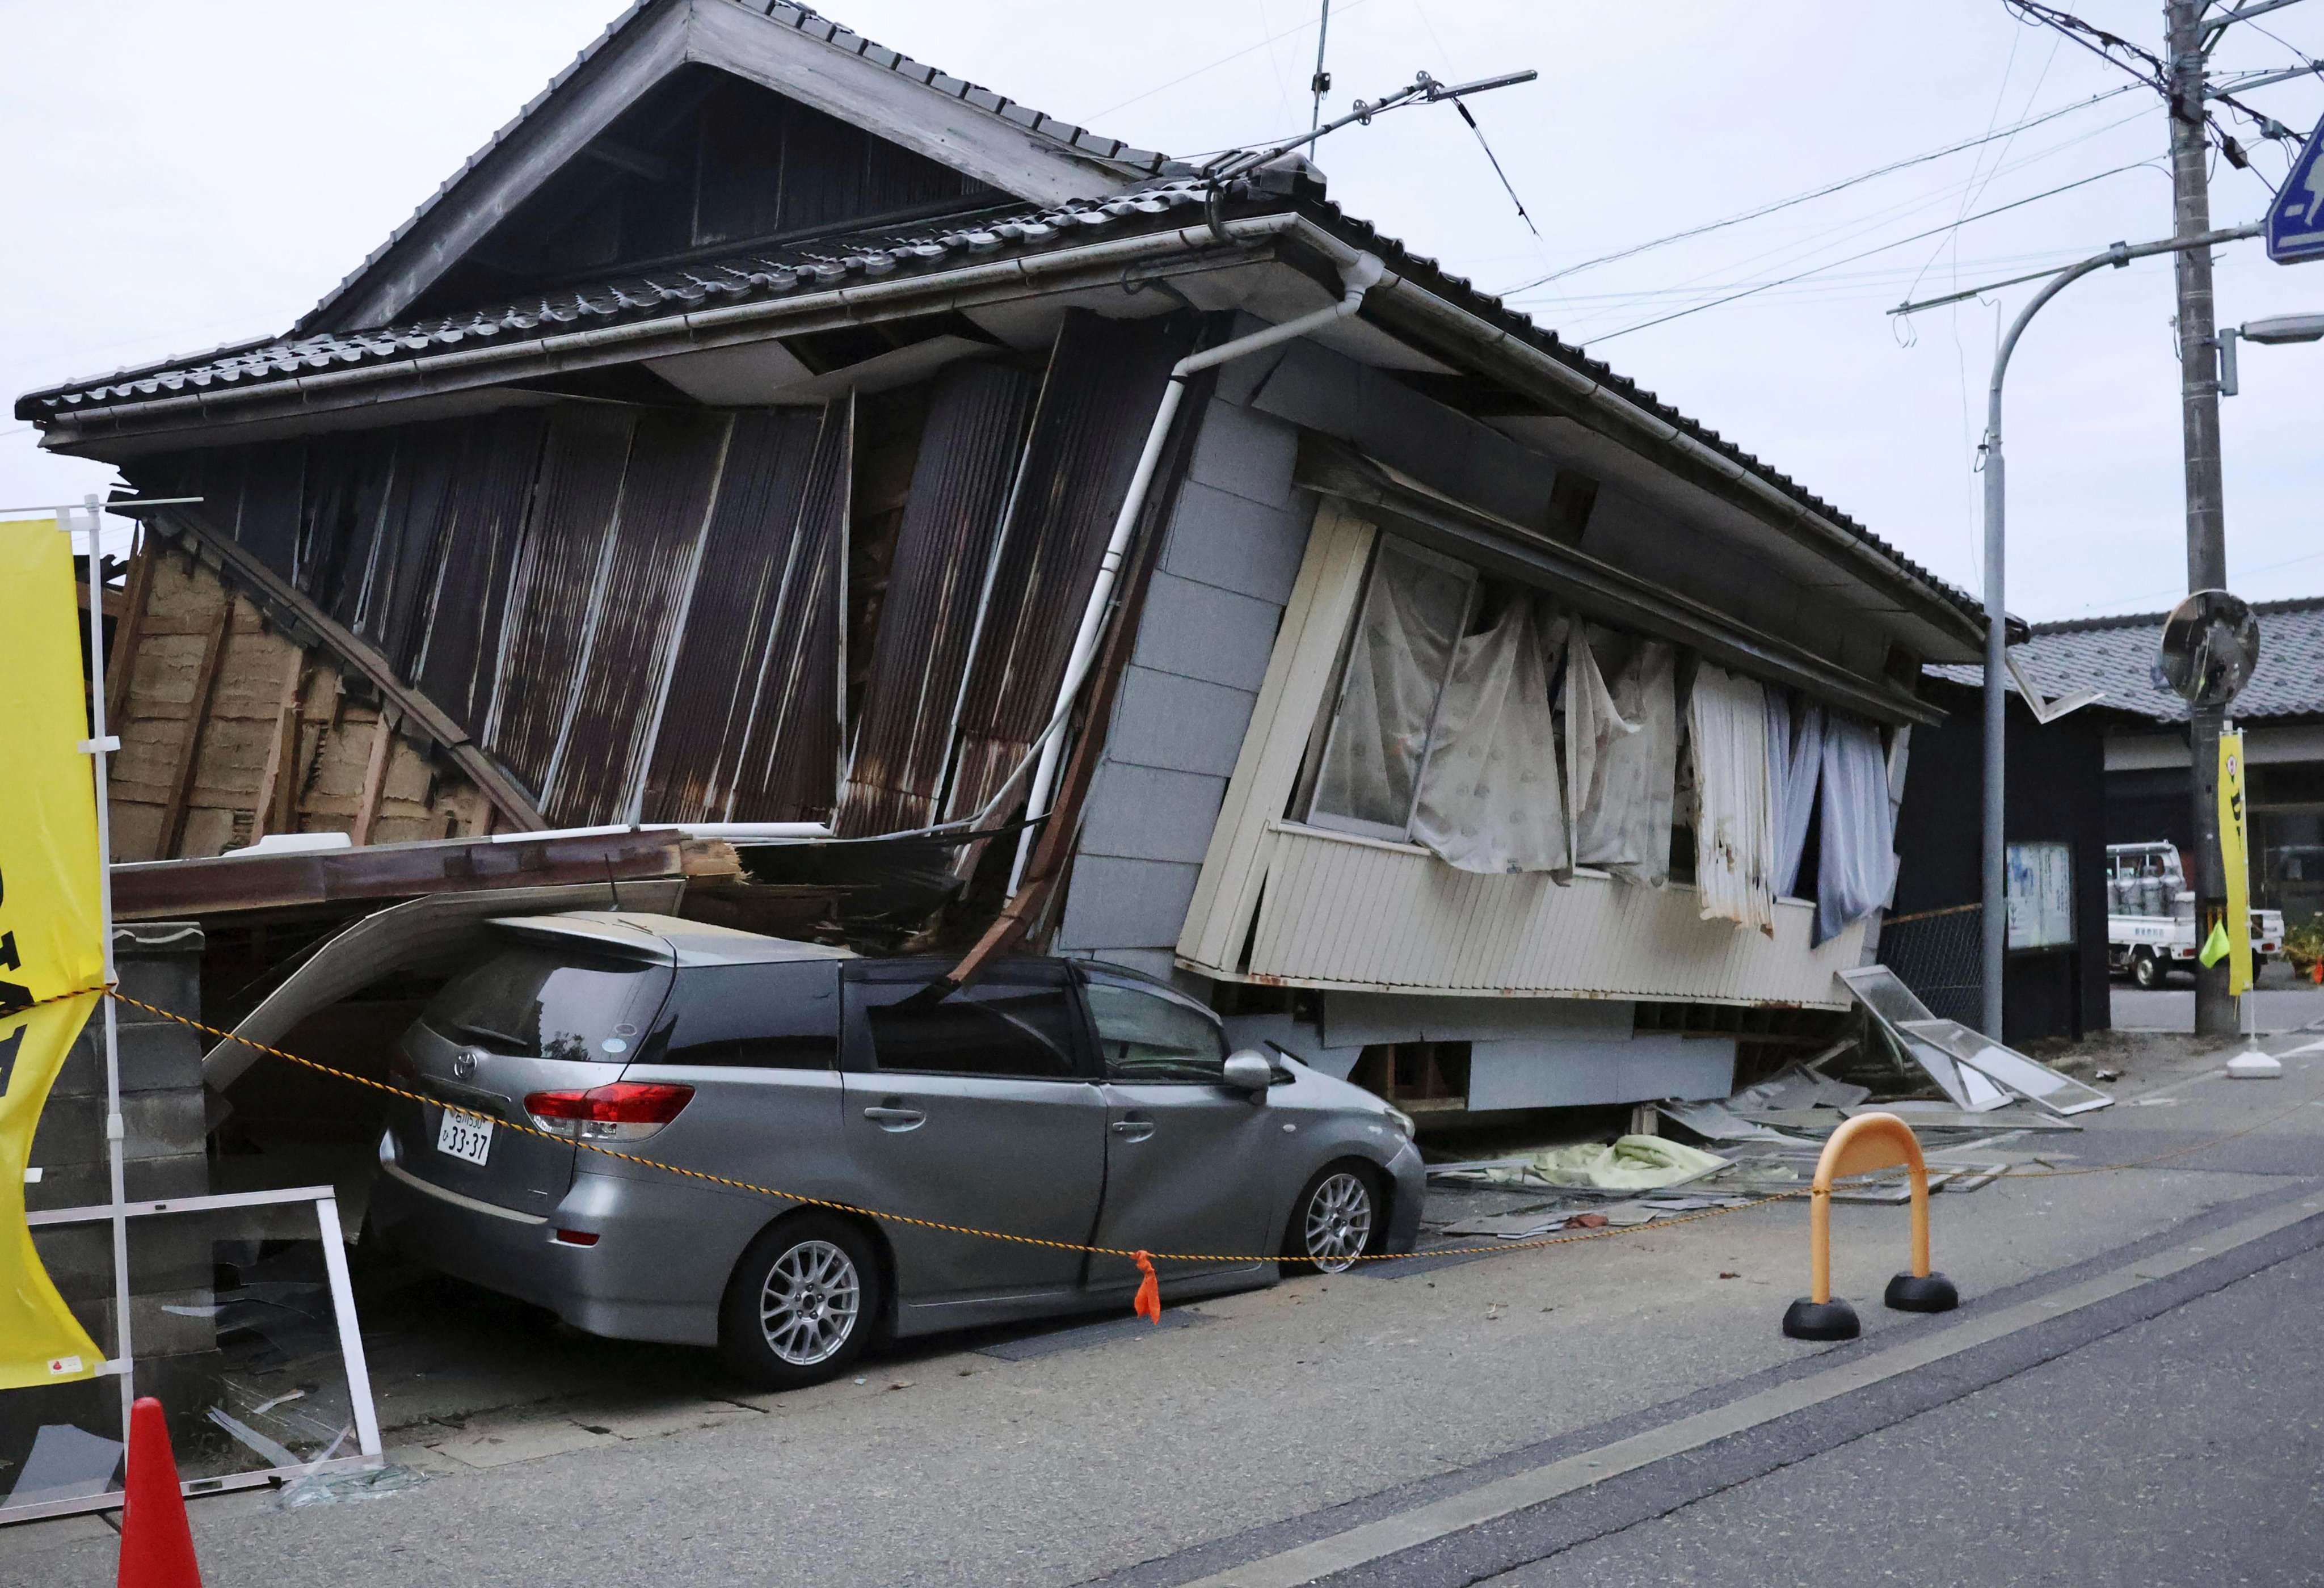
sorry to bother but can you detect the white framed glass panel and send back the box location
[1307,537,1476,840]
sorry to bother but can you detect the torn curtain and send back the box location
[1687,663,1776,933]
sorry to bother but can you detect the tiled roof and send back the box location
[1927,596,2324,721]
[294,0,1165,336]
[15,184,1216,411]
[14,178,1987,636]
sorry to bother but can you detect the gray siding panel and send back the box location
[1107,665,1260,778]
[1056,856,1202,950]
[1076,762,1228,863]
[1131,571,1283,690]
[1161,480,1310,607]
[1185,398,1299,507]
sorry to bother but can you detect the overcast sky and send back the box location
[5,0,2319,622]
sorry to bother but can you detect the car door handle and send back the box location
[863,1106,925,1131]
[1110,1118,1155,1141]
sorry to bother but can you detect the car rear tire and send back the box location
[2131,949,2166,991]
[1282,1162,1382,1275]
[719,1214,883,1391]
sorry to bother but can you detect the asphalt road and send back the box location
[5,1034,2321,1587]
[1479,1236,2324,1586]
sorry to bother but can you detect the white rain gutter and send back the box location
[1008,250,1388,889]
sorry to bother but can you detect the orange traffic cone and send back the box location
[118,1397,202,1588]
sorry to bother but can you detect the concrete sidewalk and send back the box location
[6,1032,2320,1587]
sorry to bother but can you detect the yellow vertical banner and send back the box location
[2219,729,2253,999]
[0,517,108,1386]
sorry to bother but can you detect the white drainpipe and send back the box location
[1008,251,1389,890]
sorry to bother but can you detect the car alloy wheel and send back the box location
[1300,1170,1375,1274]
[759,1239,861,1367]
[721,1213,883,1390]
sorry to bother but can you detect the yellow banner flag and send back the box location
[0,994,104,1388]
[2220,728,2253,998]
[0,517,109,1387]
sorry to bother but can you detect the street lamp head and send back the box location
[2238,313,2324,344]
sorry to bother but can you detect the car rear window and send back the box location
[427,947,674,1062]
[652,962,840,1069]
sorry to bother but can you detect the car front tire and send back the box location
[1283,1162,1382,1275]
[719,1213,884,1391]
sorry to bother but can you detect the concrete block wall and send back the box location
[26,921,215,1362]
[1054,381,1315,985]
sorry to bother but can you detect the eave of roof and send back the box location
[17,182,1987,642]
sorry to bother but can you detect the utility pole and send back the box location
[2166,0,2236,1037]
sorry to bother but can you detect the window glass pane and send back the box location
[1085,983,1227,1082]
[657,962,839,1068]
[1311,538,1472,833]
[425,948,673,1063]
[863,979,1080,1079]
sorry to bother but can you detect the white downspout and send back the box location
[1008,251,1388,890]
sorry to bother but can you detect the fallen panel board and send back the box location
[1898,1018,2115,1116]
[1838,966,2013,1112]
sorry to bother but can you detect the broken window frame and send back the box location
[1299,534,1480,845]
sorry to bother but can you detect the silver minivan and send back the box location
[370,912,1424,1387]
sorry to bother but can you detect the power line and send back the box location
[1512,104,2150,314]
[1091,0,1379,119]
[1499,82,2142,296]
[1578,159,2164,345]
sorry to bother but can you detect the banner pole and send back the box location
[68,495,136,1429]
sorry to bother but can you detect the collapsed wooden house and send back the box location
[20,0,1996,1123]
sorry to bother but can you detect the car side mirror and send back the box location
[1221,1051,1274,1093]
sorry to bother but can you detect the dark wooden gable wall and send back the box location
[406,66,1000,321]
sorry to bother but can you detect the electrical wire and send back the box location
[1090,0,1380,119]
[1500,82,2143,296]
[1577,159,2164,346]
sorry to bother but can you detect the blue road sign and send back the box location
[2267,112,2324,263]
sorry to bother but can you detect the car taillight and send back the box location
[523,1082,693,1142]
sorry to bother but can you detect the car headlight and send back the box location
[1384,1106,1416,1140]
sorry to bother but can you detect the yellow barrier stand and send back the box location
[1782,1111,1960,1341]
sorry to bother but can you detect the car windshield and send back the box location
[427,947,674,1062]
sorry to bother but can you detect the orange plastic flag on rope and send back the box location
[1132,1250,1160,1324]
[0,516,108,1389]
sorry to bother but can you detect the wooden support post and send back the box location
[350,714,395,848]
[249,649,307,843]
[103,544,157,729]
[156,599,233,860]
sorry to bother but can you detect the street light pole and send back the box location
[1957,221,2260,1038]
[2166,0,2239,1037]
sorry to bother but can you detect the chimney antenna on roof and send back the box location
[1310,2,1333,135]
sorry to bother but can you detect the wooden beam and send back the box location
[103,546,157,729]
[248,648,307,843]
[156,599,233,860]
[350,714,395,847]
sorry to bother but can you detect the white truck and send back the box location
[2107,840,2283,990]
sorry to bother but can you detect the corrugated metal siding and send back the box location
[411,410,552,736]
[541,409,733,823]
[723,399,854,822]
[835,360,1037,836]
[1241,822,1862,1007]
[481,406,639,799]
[944,309,1194,822]
[640,406,835,822]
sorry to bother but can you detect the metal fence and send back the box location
[1876,902,1983,1027]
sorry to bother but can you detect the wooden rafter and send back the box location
[157,596,233,858]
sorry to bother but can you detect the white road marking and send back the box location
[1186,1196,2324,1588]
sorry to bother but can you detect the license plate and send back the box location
[437,1110,494,1167]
